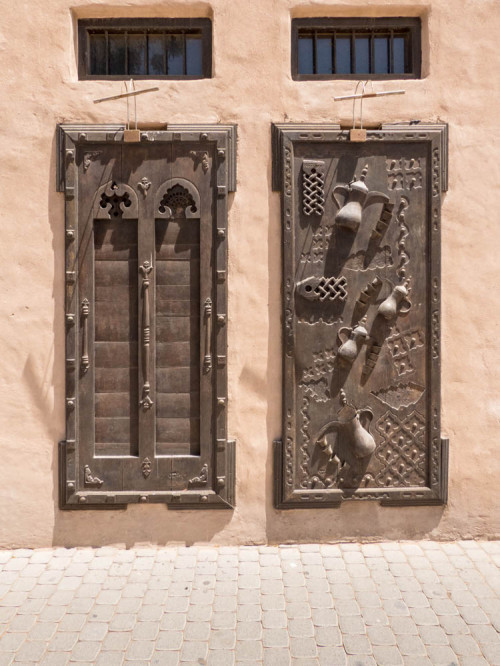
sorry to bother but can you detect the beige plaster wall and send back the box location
[0,0,499,548]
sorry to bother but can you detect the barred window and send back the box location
[78,19,212,79]
[292,18,421,80]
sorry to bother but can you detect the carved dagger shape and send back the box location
[332,165,389,232]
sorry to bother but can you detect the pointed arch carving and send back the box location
[92,181,139,219]
[155,177,201,219]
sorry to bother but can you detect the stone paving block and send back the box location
[449,634,482,655]
[0,633,27,652]
[372,645,404,665]
[383,600,409,617]
[458,658,489,666]
[236,620,261,640]
[409,607,438,625]
[260,580,284,595]
[154,631,182,650]
[346,655,376,666]
[13,640,47,662]
[69,640,101,662]
[261,594,285,611]
[209,629,236,650]
[315,626,342,647]
[235,639,262,661]
[236,605,260,622]
[342,634,372,655]
[339,615,365,634]
[262,610,287,629]
[425,645,459,665]
[312,608,338,627]
[262,647,291,665]
[184,620,210,641]
[7,616,36,633]
[40,654,71,666]
[470,622,500,643]
[207,649,235,665]
[418,624,449,645]
[388,617,418,635]
[355,592,382,608]
[124,639,155,661]
[460,605,490,625]
[289,637,317,658]
[28,623,58,642]
[115,599,141,614]
[108,614,136,632]
[101,632,131,651]
[361,608,388,626]
[331,584,355,600]
[211,611,236,629]
[286,603,311,620]
[288,618,314,639]
[47,631,79,652]
[336,600,361,616]
[366,625,396,645]
[94,653,123,666]
[262,628,289,648]
[480,643,500,666]
[429,597,459,615]
[395,634,426,655]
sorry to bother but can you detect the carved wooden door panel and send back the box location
[272,124,448,507]
[58,125,236,509]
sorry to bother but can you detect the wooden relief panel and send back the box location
[58,124,236,509]
[272,124,448,507]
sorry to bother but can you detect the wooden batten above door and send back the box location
[58,124,237,510]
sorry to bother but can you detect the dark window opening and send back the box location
[78,19,211,79]
[292,18,421,80]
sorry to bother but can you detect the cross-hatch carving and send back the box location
[159,184,197,217]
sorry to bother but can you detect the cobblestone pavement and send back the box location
[0,542,499,665]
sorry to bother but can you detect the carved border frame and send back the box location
[58,124,237,510]
[272,123,448,508]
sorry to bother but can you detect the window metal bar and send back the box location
[313,31,317,74]
[183,32,187,75]
[389,30,394,74]
[332,31,336,74]
[105,31,109,76]
[351,33,355,74]
[370,34,374,74]
[124,31,128,75]
[163,31,168,75]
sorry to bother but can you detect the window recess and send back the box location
[292,18,421,80]
[78,19,212,79]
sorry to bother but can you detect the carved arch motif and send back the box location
[92,181,139,219]
[155,178,201,219]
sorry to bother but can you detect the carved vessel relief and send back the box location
[332,165,389,232]
[302,160,325,216]
[307,391,376,489]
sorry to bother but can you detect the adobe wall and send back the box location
[0,0,499,547]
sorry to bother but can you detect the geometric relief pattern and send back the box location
[386,327,425,376]
[375,411,426,487]
[302,160,325,216]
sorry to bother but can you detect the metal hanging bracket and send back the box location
[93,80,159,142]
[334,81,405,142]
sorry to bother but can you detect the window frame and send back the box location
[291,17,421,81]
[78,18,212,80]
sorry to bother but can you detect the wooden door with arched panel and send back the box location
[58,124,236,509]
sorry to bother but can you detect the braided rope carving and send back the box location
[302,160,325,216]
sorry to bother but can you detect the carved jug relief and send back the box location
[273,123,447,507]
